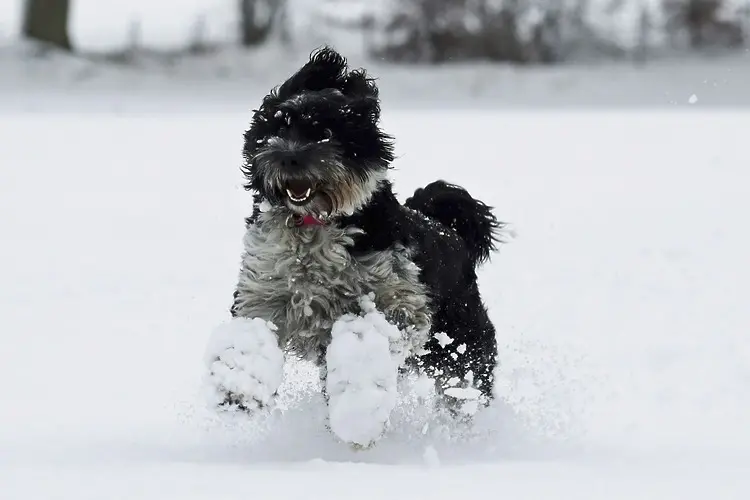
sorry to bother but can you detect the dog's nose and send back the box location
[278,151,302,169]
[280,156,299,168]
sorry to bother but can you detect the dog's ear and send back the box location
[341,69,382,124]
[342,69,378,100]
[341,68,382,123]
[277,46,348,98]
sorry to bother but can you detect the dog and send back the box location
[205,47,503,448]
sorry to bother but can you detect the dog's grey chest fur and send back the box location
[232,209,429,359]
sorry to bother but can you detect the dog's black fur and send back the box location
[236,47,502,405]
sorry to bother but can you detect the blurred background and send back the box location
[1,0,750,110]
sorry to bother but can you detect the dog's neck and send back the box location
[338,182,407,253]
[288,213,326,227]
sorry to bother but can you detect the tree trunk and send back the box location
[22,0,72,50]
[240,0,279,47]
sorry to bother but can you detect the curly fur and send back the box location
[405,180,506,266]
[231,207,431,360]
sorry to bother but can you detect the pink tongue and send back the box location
[301,214,324,226]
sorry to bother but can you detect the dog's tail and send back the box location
[405,180,504,267]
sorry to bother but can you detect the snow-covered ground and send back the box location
[2,105,750,498]
[2,42,750,111]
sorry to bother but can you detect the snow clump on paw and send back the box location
[325,304,400,448]
[204,317,284,413]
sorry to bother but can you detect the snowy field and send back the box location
[2,107,750,498]
[2,38,750,111]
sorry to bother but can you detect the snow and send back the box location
[2,42,750,111]
[422,444,441,466]
[325,295,403,447]
[204,317,285,411]
[434,331,454,348]
[2,102,750,498]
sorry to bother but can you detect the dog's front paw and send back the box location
[385,306,431,336]
[325,311,400,448]
[359,293,430,367]
[204,317,284,414]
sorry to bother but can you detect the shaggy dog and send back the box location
[205,47,503,448]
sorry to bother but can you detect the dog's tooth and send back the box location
[286,189,302,201]
[286,188,311,202]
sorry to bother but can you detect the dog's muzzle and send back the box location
[274,175,334,218]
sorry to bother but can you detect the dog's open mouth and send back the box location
[285,179,315,205]
[280,179,334,220]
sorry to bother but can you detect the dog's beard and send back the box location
[253,149,385,218]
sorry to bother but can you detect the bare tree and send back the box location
[373,0,597,64]
[663,0,744,49]
[22,0,72,51]
[239,0,285,46]
[634,4,654,64]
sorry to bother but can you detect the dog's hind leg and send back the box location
[204,317,285,414]
[324,295,404,449]
[421,294,498,418]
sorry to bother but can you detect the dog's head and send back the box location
[242,47,394,221]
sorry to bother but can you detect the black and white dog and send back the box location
[205,47,503,448]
